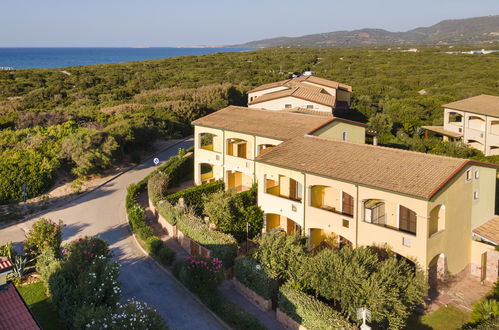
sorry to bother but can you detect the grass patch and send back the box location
[16,281,66,330]
[405,305,471,330]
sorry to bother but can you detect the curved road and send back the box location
[0,138,226,330]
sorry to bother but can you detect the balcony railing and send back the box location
[363,220,416,236]
[266,186,302,202]
[312,204,353,218]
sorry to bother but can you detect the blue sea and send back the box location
[0,47,254,69]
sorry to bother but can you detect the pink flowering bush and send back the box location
[63,236,111,274]
[24,218,64,256]
[178,256,224,295]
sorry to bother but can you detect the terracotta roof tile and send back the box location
[473,216,499,244]
[255,135,490,199]
[248,86,336,107]
[192,106,332,140]
[0,283,39,330]
[0,258,12,273]
[443,94,499,117]
[248,76,352,93]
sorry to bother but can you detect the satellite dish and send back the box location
[153,158,160,166]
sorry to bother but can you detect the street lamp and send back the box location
[357,307,371,330]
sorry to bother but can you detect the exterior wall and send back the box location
[336,88,351,105]
[248,86,289,104]
[256,162,305,227]
[305,174,357,246]
[251,96,332,113]
[194,125,224,185]
[471,167,496,229]
[470,240,499,283]
[311,121,366,143]
[357,186,428,266]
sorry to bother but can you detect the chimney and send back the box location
[0,257,13,286]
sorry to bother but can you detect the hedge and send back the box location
[278,284,355,330]
[165,180,224,212]
[176,210,238,268]
[234,256,278,301]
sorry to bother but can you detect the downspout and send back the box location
[222,130,226,188]
[355,184,359,247]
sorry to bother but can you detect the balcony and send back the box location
[196,148,222,166]
[225,155,253,174]
[265,179,302,203]
[310,185,353,217]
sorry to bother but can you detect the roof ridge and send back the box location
[303,134,471,164]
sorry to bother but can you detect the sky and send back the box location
[0,0,498,47]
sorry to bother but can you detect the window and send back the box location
[399,205,417,235]
[474,169,479,180]
[285,104,292,109]
[342,131,348,141]
[342,219,349,228]
[474,191,479,200]
[306,104,314,109]
[465,169,472,181]
[364,200,385,225]
[341,192,354,216]
[402,237,412,247]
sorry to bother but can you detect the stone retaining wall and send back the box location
[231,278,272,312]
[276,308,308,330]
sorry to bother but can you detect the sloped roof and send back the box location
[0,283,40,330]
[0,257,12,272]
[247,76,353,93]
[443,95,499,117]
[192,106,332,140]
[256,135,497,199]
[473,216,499,245]
[248,86,336,107]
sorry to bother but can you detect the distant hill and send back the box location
[232,15,499,47]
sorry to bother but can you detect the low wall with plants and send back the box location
[156,201,238,267]
[233,256,277,311]
[278,284,355,330]
[165,180,224,213]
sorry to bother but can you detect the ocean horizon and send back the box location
[0,47,254,69]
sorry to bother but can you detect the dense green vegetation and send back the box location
[1,46,497,203]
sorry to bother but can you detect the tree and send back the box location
[368,113,393,145]
[299,247,428,329]
[252,229,307,282]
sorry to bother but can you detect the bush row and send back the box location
[234,256,278,301]
[278,284,355,330]
[165,180,224,213]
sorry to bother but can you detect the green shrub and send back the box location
[462,316,499,329]
[74,299,167,330]
[157,247,175,266]
[156,200,187,226]
[0,242,15,259]
[35,248,62,289]
[203,184,263,241]
[176,211,238,267]
[278,283,355,330]
[471,299,499,323]
[62,236,111,275]
[148,171,170,206]
[234,256,278,301]
[253,229,307,282]
[135,225,154,241]
[166,180,224,213]
[24,218,64,256]
[127,203,146,229]
[299,247,428,329]
[145,236,163,255]
[178,256,224,295]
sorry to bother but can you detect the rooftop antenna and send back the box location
[357,307,371,330]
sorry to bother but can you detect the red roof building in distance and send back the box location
[0,257,40,330]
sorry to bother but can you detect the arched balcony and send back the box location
[310,185,353,216]
[226,138,249,159]
[265,175,302,202]
[258,144,276,156]
[468,116,485,131]
[429,205,445,237]
[266,213,302,235]
[199,132,220,152]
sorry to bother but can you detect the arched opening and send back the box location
[467,139,485,152]
[468,116,485,130]
[200,163,215,184]
[310,186,354,216]
[490,121,499,136]
[265,175,302,202]
[266,213,301,235]
[227,170,251,192]
[399,205,417,235]
[489,146,499,156]
[429,205,445,237]
[428,253,448,295]
[363,199,386,225]
[309,229,352,253]
[226,138,249,159]
[258,144,276,156]
[447,112,463,124]
[199,132,219,151]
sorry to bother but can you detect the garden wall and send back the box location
[231,278,272,312]
[276,309,308,330]
[470,240,499,283]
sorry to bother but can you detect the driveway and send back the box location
[0,138,226,330]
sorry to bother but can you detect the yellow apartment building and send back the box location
[255,135,499,282]
[192,106,366,190]
[423,94,499,156]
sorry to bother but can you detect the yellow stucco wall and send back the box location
[248,86,289,104]
[311,121,366,143]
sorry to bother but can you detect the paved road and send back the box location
[0,138,226,330]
